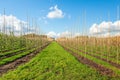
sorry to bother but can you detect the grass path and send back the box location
[0,42,114,80]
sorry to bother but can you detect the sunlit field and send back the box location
[0,0,120,80]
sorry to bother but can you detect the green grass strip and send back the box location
[0,48,37,66]
[0,47,26,57]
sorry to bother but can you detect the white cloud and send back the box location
[0,15,38,36]
[74,33,81,37]
[47,5,64,19]
[90,20,120,36]
[49,6,54,10]
[58,31,82,38]
[47,31,81,38]
[47,31,57,38]
[47,31,71,38]
[59,31,71,38]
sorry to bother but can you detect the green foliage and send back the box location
[0,47,26,57]
[0,34,46,52]
[0,48,37,66]
[0,42,111,80]
[68,47,120,76]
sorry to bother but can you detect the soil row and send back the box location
[73,47,120,69]
[0,43,50,76]
[61,45,115,77]
[0,46,37,60]
[79,47,117,59]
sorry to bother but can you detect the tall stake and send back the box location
[3,8,6,34]
[117,5,119,64]
[107,12,110,61]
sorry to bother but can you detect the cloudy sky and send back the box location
[0,0,120,37]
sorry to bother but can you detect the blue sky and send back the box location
[0,0,120,37]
